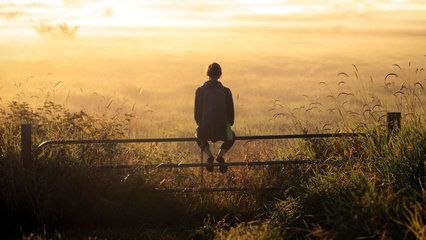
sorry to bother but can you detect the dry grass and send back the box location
[0,28,425,238]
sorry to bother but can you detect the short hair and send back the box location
[207,62,222,79]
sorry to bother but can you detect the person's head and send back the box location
[207,62,222,79]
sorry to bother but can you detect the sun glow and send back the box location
[1,0,425,32]
[8,0,62,5]
[89,1,159,27]
[250,5,331,15]
[1,1,425,147]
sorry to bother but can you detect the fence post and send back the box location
[200,150,204,188]
[21,124,33,169]
[387,112,401,134]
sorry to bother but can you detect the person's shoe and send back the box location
[216,156,228,173]
[206,156,214,172]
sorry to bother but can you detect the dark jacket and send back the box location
[194,80,234,137]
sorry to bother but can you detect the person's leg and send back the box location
[216,131,235,173]
[197,138,213,158]
[218,131,235,158]
[196,138,214,172]
[196,128,214,157]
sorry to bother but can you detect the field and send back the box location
[1,27,425,135]
[1,22,426,239]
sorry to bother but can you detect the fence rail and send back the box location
[36,133,365,151]
[82,160,314,169]
[20,112,401,192]
[155,186,287,193]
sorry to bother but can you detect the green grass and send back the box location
[0,62,425,239]
[213,62,426,240]
[213,121,425,239]
[0,100,294,239]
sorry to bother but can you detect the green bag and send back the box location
[226,122,233,141]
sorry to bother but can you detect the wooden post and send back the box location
[200,149,204,188]
[387,112,401,134]
[21,124,33,169]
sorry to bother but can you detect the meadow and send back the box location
[1,27,425,136]
[0,27,425,239]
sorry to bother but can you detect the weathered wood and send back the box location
[387,112,401,134]
[200,150,204,187]
[21,124,33,169]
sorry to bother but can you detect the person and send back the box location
[194,62,235,173]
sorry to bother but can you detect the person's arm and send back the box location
[226,89,234,126]
[194,88,202,125]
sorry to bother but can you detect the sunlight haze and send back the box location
[1,0,425,136]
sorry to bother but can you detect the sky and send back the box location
[1,0,426,37]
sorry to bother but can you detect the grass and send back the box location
[0,100,297,239]
[214,62,426,240]
[0,61,425,239]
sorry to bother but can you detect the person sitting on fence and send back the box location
[194,62,235,173]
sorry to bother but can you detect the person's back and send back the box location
[194,63,235,173]
[196,80,232,141]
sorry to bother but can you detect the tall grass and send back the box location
[0,98,294,239]
[0,62,424,239]
[216,62,425,239]
[217,122,424,239]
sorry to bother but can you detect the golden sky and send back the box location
[1,0,426,38]
[0,1,425,132]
